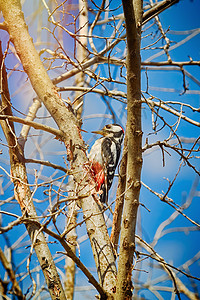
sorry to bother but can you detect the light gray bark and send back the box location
[0,40,67,300]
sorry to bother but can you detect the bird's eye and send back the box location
[106,124,111,129]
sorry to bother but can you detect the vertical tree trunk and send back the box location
[116,0,143,299]
[0,41,67,300]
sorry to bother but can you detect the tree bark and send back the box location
[64,205,77,300]
[116,0,143,299]
[0,0,117,296]
[0,41,67,300]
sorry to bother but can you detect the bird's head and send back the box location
[92,124,124,143]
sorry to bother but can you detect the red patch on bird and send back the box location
[91,161,105,190]
[120,125,124,134]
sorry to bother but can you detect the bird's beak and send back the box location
[91,129,106,136]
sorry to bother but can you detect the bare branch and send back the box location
[42,226,107,299]
[0,247,24,299]
[0,114,63,137]
[143,0,179,25]
[24,158,67,173]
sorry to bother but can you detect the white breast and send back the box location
[88,138,104,164]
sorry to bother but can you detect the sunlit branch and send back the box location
[143,60,200,67]
[19,98,42,149]
[0,115,63,137]
[25,158,67,173]
[144,98,200,127]
[58,86,127,99]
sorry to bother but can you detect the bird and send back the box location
[88,124,124,203]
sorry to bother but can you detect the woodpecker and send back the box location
[89,124,124,203]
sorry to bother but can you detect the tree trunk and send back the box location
[116,0,143,299]
[0,41,67,300]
